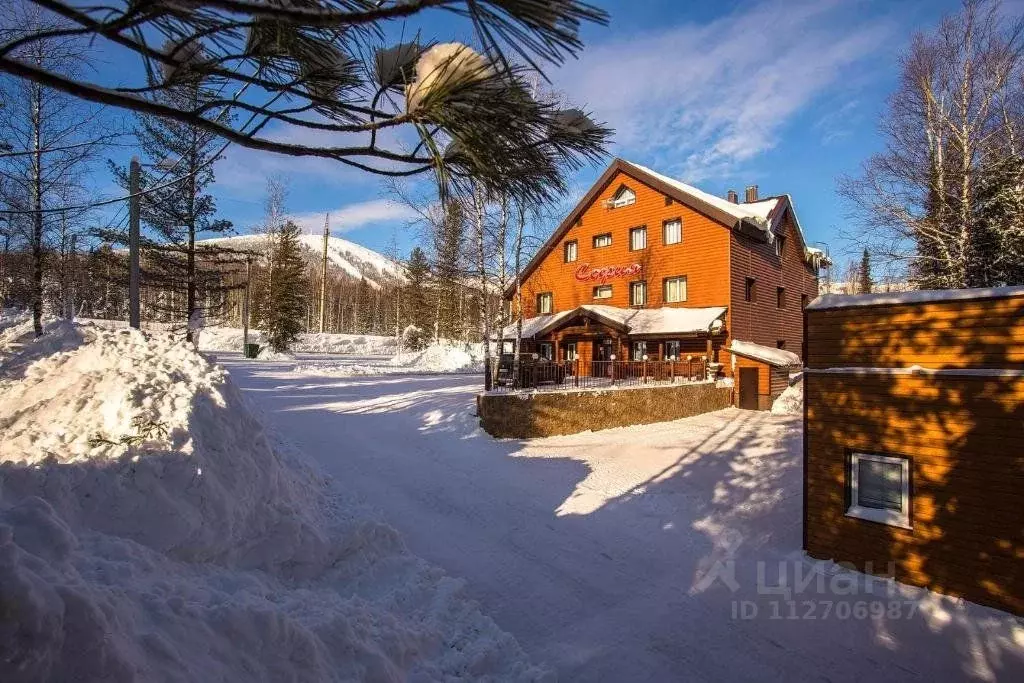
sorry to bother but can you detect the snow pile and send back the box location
[256,346,296,361]
[771,376,803,415]
[0,325,544,681]
[298,342,484,376]
[198,325,398,355]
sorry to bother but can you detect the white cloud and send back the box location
[554,0,894,183]
[290,199,419,235]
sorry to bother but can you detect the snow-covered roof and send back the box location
[807,285,1024,311]
[622,161,778,230]
[502,305,727,339]
[728,340,801,367]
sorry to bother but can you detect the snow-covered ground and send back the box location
[223,355,1024,682]
[0,321,543,681]
[295,342,484,376]
[198,325,399,356]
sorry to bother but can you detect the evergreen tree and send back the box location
[858,249,873,294]
[404,247,431,349]
[265,220,307,352]
[433,200,465,340]
[975,152,1024,285]
[355,277,374,333]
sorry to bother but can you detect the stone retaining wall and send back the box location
[478,383,733,438]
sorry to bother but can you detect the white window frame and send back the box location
[611,186,636,208]
[630,226,647,251]
[665,340,680,360]
[564,240,578,263]
[664,276,687,303]
[537,292,553,315]
[631,340,647,360]
[663,218,682,245]
[565,342,577,361]
[538,342,553,361]
[593,233,612,248]
[847,452,911,529]
[630,280,647,306]
[593,284,612,300]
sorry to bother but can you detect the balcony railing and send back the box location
[485,357,710,393]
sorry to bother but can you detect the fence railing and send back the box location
[485,357,710,392]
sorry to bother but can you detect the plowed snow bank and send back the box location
[0,322,543,681]
[296,342,483,376]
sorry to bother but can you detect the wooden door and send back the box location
[739,367,759,410]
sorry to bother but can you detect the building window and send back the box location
[777,287,786,309]
[664,276,687,303]
[801,294,809,309]
[538,342,553,361]
[564,240,578,263]
[630,226,647,251]
[663,218,682,245]
[536,292,553,315]
[610,186,636,208]
[593,233,612,249]
[776,340,786,350]
[593,284,612,300]
[745,277,756,302]
[775,234,787,258]
[847,453,911,529]
[665,340,680,360]
[631,340,647,360]
[630,280,647,306]
[565,342,577,361]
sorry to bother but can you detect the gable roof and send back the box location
[502,305,728,339]
[508,158,824,296]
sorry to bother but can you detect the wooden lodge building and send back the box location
[504,158,827,408]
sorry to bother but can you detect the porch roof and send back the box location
[502,305,728,340]
[728,339,801,367]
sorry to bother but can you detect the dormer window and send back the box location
[609,186,636,208]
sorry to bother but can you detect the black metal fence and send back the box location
[485,357,710,392]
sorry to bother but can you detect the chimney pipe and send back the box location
[727,189,738,204]
[745,185,758,203]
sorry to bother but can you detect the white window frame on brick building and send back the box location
[846,452,911,529]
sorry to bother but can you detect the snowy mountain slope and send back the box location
[202,233,406,289]
[0,320,544,681]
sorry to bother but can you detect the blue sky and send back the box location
[97,0,972,266]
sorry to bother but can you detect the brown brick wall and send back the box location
[804,372,1024,615]
[804,293,1024,615]
[478,383,733,438]
[725,210,818,370]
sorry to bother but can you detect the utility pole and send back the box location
[318,213,329,333]
[242,255,252,353]
[128,155,141,329]
[67,233,77,319]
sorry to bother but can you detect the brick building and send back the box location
[504,158,825,407]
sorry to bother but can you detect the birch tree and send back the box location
[841,0,1024,288]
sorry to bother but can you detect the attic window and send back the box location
[609,186,636,208]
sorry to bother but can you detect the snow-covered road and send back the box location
[223,355,1024,682]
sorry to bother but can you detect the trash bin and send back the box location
[244,343,260,359]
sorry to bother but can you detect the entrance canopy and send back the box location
[503,305,728,340]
